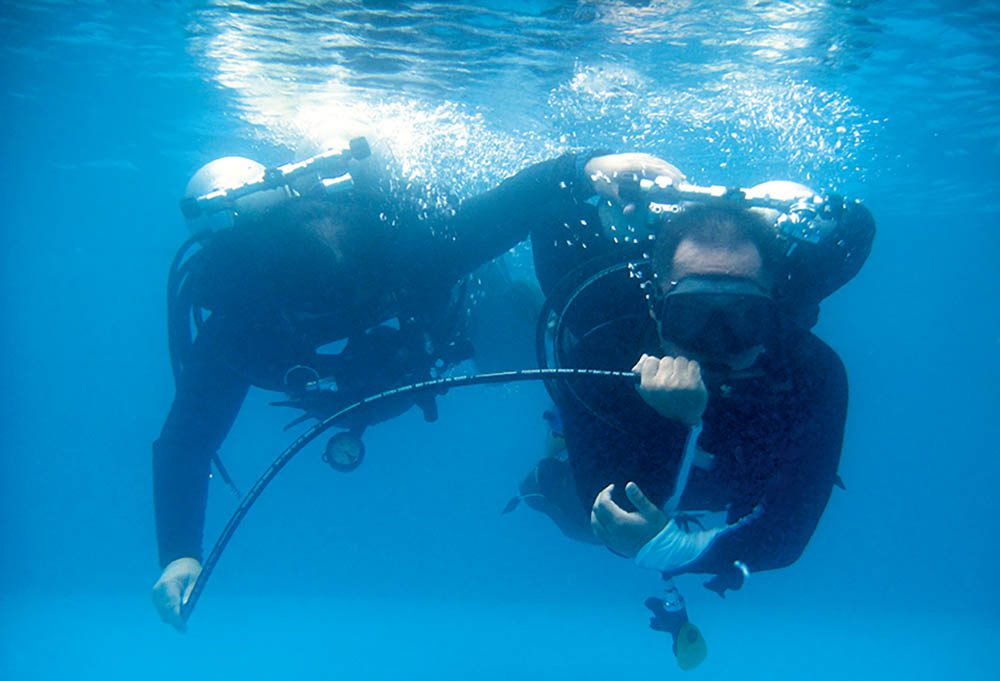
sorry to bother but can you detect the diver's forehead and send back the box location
[668,238,764,283]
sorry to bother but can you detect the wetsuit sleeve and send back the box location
[562,390,692,517]
[683,343,848,576]
[153,314,249,568]
[408,153,593,288]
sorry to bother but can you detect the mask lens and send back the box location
[724,296,777,346]
[656,295,713,348]
[656,290,777,355]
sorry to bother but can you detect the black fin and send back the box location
[501,496,521,514]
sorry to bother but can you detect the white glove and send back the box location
[634,518,725,574]
[151,557,202,632]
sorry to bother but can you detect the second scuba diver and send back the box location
[152,141,619,629]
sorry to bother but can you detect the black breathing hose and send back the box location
[181,367,638,622]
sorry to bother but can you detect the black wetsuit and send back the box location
[552,324,847,577]
[521,157,849,579]
[154,155,588,568]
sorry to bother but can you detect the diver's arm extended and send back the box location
[678,340,848,580]
[427,150,681,283]
[153,313,250,569]
[410,152,591,286]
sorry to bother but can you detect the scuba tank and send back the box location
[179,137,372,233]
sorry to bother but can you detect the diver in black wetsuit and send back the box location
[507,152,874,606]
[151,150,595,630]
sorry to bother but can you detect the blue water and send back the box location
[2,1,998,679]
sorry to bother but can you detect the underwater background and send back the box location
[1,1,998,679]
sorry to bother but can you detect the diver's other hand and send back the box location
[152,557,202,632]
[632,354,708,426]
[584,153,685,214]
[591,482,668,558]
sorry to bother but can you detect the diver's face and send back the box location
[656,238,770,372]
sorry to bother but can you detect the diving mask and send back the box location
[653,276,779,357]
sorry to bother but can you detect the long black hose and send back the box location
[181,367,638,621]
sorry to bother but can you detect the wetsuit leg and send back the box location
[517,456,598,544]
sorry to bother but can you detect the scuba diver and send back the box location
[151,140,588,629]
[499,151,874,668]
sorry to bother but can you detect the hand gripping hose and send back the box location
[181,367,637,622]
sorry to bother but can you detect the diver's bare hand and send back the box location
[591,482,667,558]
[583,153,685,215]
[152,557,202,632]
[632,354,708,426]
